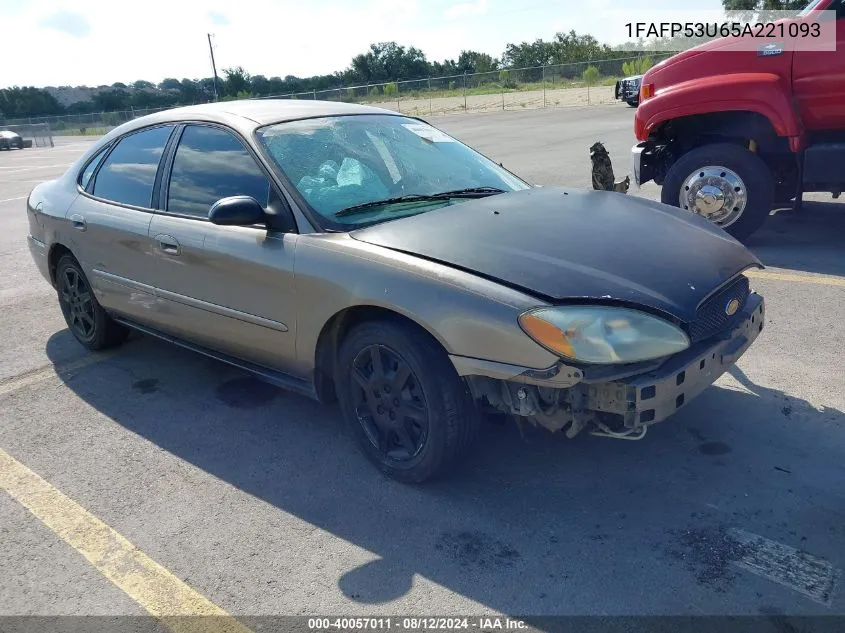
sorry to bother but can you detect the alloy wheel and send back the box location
[59,266,96,341]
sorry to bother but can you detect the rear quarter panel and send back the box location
[292,234,561,376]
[27,179,81,285]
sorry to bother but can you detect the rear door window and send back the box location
[91,125,175,208]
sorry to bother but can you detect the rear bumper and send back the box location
[585,292,764,428]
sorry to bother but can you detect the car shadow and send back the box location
[745,200,845,277]
[45,330,845,617]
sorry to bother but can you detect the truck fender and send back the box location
[636,73,803,150]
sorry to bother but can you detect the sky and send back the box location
[0,0,726,89]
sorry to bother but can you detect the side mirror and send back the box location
[209,196,265,226]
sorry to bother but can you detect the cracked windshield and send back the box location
[257,114,529,226]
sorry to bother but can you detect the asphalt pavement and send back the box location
[1,106,844,628]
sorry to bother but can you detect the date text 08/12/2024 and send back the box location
[307,618,528,631]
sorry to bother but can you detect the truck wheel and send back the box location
[661,143,773,241]
[626,99,638,108]
[336,320,480,483]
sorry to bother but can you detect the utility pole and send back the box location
[207,33,220,101]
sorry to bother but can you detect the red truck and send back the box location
[631,0,845,240]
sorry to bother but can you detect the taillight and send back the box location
[640,83,655,101]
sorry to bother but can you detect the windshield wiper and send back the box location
[334,187,506,217]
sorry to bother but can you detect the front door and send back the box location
[792,0,845,131]
[145,123,299,373]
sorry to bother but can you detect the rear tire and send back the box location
[56,255,129,351]
[661,143,773,242]
[336,320,480,483]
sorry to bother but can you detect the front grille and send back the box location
[688,275,750,343]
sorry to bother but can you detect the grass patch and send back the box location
[61,127,112,136]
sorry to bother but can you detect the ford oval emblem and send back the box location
[725,298,740,316]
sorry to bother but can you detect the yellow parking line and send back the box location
[746,270,845,287]
[0,448,253,633]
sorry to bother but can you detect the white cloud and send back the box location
[444,0,489,21]
[207,11,229,26]
[3,0,685,88]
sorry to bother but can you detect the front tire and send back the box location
[56,255,129,351]
[661,143,773,242]
[336,320,480,483]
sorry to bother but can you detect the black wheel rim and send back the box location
[59,267,96,341]
[351,344,429,462]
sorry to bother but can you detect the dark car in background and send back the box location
[1,130,25,150]
[614,75,642,107]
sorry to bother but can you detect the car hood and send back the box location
[349,187,762,323]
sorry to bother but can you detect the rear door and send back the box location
[65,124,176,324]
[792,0,845,131]
[145,123,300,372]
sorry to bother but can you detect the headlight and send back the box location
[519,305,690,364]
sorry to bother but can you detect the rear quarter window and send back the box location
[79,144,111,191]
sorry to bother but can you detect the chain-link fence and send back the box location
[1,53,671,135]
[0,123,54,147]
[1,107,171,135]
[267,55,672,116]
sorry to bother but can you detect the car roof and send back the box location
[107,99,403,140]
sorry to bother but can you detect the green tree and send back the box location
[502,39,553,68]
[457,51,498,74]
[178,79,200,104]
[622,56,654,76]
[92,88,130,111]
[158,78,182,91]
[267,76,285,95]
[223,66,251,97]
[550,31,612,64]
[0,87,64,118]
[722,0,807,21]
[722,0,805,9]
[250,74,271,96]
[349,42,429,83]
[582,65,600,85]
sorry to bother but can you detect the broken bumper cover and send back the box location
[585,292,764,428]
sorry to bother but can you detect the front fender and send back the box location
[635,73,802,149]
[292,234,561,378]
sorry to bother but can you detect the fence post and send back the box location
[501,79,505,111]
[587,60,591,106]
[428,77,432,115]
[462,72,467,112]
[396,81,401,113]
[313,88,316,100]
[542,65,546,108]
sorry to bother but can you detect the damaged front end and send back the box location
[462,292,764,441]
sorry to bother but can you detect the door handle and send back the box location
[70,214,86,231]
[154,234,181,256]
